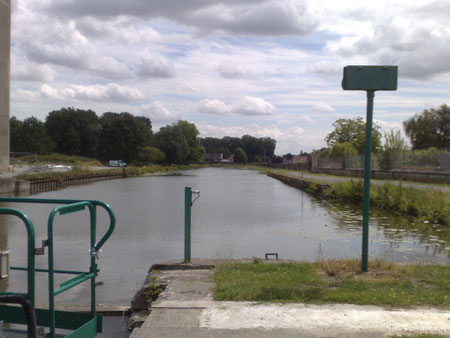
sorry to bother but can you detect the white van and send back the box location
[108,160,127,167]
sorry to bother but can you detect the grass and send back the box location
[16,163,208,181]
[11,153,103,166]
[213,259,450,307]
[327,180,449,225]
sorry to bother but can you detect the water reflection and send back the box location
[0,168,447,307]
[316,198,448,260]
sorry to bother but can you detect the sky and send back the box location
[9,0,450,155]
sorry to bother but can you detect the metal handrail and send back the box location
[0,197,116,337]
[0,197,115,254]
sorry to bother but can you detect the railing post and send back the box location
[184,187,192,262]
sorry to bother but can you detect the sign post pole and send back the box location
[361,90,374,272]
[341,65,397,272]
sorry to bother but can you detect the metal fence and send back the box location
[318,149,450,171]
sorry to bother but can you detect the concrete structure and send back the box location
[130,260,450,338]
[0,0,11,172]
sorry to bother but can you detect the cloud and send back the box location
[139,101,182,123]
[307,61,342,77]
[199,96,276,116]
[46,0,319,36]
[325,5,450,80]
[312,103,336,113]
[135,56,175,79]
[40,83,143,102]
[10,89,40,102]
[216,63,246,79]
[11,63,56,82]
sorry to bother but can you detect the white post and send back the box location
[0,0,11,172]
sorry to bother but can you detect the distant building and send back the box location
[220,154,234,163]
[293,155,308,164]
[204,153,223,164]
[282,156,293,164]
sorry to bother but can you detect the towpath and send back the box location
[280,170,450,192]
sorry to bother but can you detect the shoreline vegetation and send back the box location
[213,259,449,308]
[265,169,449,227]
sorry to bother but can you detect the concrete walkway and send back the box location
[283,170,449,192]
[130,261,450,338]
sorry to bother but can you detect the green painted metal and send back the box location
[362,90,375,272]
[342,66,398,91]
[0,197,116,253]
[0,305,102,331]
[0,208,36,305]
[0,196,115,337]
[55,273,96,296]
[184,187,192,262]
[342,65,398,272]
[47,201,96,337]
[66,317,99,338]
[11,266,93,275]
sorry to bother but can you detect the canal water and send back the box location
[0,168,448,307]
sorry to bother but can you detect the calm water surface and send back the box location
[0,168,448,306]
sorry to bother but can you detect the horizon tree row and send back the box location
[200,135,276,163]
[9,107,278,165]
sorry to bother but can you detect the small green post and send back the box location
[362,90,374,272]
[184,187,192,262]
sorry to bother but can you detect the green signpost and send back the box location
[342,65,398,272]
[184,187,200,262]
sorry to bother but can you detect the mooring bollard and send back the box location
[184,187,200,262]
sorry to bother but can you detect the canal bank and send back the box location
[1,168,448,312]
[129,259,450,337]
[267,170,449,226]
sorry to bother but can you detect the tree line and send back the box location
[10,107,278,165]
[10,107,206,165]
[200,135,276,163]
[316,104,449,158]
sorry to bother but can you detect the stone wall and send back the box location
[0,0,11,172]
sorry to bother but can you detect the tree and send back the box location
[325,117,381,153]
[99,112,152,163]
[45,107,101,156]
[242,135,265,162]
[381,129,408,169]
[177,120,205,163]
[403,104,449,149]
[10,116,25,152]
[154,123,189,164]
[271,155,283,163]
[233,148,247,164]
[10,116,54,154]
[329,142,358,157]
[383,129,408,152]
[135,146,165,165]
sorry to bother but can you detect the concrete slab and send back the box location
[130,263,450,338]
[153,269,214,304]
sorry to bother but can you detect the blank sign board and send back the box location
[342,66,398,91]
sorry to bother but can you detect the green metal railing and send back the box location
[0,197,115,338]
